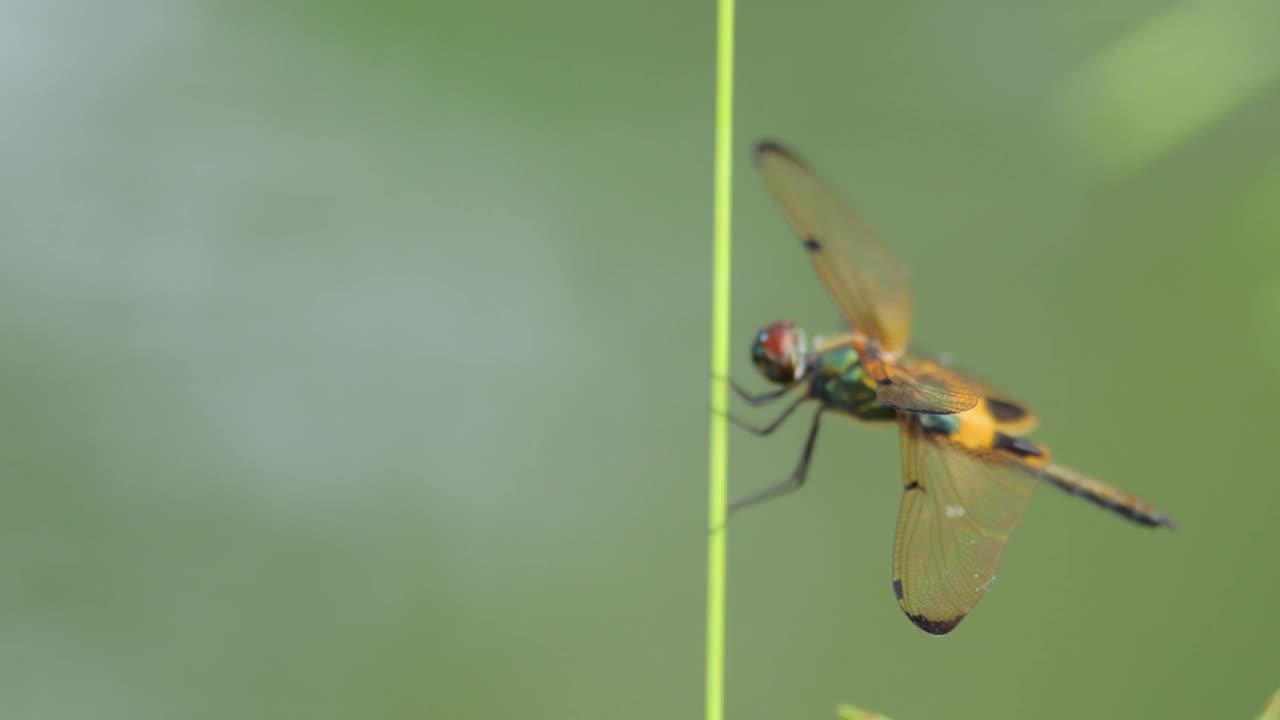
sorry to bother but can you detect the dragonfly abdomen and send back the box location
[1039,464,1177,528]
[914,411,1175,528]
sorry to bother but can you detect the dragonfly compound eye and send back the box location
[751,320,803,384]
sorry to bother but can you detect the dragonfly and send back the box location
[730,140,1176,636]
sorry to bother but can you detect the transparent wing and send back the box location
[892,415,1039,635]
[901,354,1039,433]
[876,360,983,415]
[756,141,913,355]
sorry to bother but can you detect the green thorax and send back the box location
[809,347,896,421]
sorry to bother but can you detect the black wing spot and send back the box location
[986,397,1028,422]
[907,613,964,636]
[802,237,821,252]
[994,433,1044,458]
[892,579,904,600]
[904,480,921,492]
[755,140,805,166]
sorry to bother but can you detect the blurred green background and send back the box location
[3,0,1278,718]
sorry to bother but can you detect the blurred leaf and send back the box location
[1259,689,1280,720]
[836,703,892,720]
[1059,0,1280,179]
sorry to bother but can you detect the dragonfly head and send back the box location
[750,320,808,385]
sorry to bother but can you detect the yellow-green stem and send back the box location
[704,0,735,719]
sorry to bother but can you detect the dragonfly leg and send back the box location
[726,393,808,436]
[730,409,823,513]
[730,378,800,406]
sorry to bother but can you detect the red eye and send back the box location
[761,320,797,359]
[751,320,804,385]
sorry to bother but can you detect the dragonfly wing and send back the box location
[876,361,983,415]
[756,141,913,355]
[892,414,1039,635]
[904,354,1040,433]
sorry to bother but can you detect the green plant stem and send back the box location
[704,0,735,719]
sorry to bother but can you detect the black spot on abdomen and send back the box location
[986,397,1028,422]
[994,433,1044,458]
[802,237,821,251]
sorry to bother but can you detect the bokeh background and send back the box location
[3,0,1278,718]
